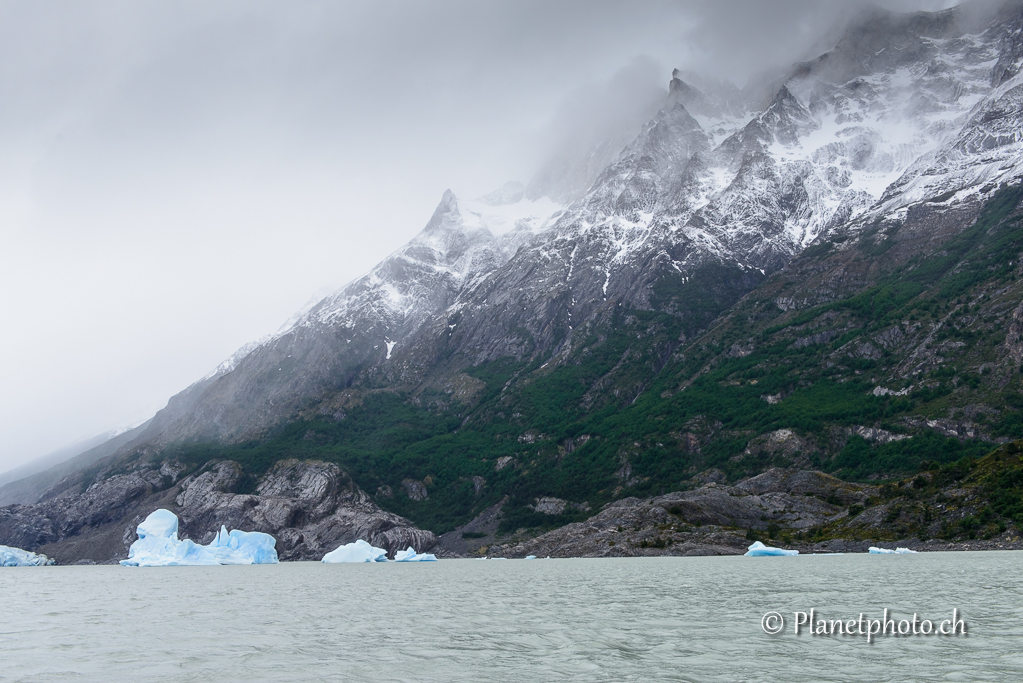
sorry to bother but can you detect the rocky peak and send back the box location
[758,85,819,146]
[666,74,707,112]
[421,188,460,234]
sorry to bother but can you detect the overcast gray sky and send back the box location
[0,0,963,474]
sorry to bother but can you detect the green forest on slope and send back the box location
[155,186,1023,535]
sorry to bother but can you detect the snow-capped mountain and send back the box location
[138,186,566,444]
[537,1,1022,281]
[299,185,563,342]
[135,0,1023,447]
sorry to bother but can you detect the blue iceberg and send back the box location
[1,545,54,567]
[206,526,280,565]
[321,539,389,563]
[393,547,437,562]
[744,541,799,557]
[120,509,278,566]
[869,546,918,554]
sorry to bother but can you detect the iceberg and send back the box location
[525,555,536,560]
[869,546,918,554]
[321,539,389,563]
[1,545,54,567]
[206,525,280,565]
[393,547,437,562]
[744,541,799,557]
[120,509,278,566]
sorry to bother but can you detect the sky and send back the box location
[0,0,966,475]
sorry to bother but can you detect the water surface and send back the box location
[1,552,1020,682]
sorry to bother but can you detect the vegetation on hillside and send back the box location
[160,186,1023,536]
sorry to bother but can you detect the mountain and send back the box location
[134,188,566,448]
[3,0,1023,562]
[0,424,150,507]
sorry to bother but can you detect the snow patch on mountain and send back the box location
[504,2,1023,298]
[298,190,563,333]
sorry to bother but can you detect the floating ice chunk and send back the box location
[393,547,437,562]
[121,535,220,567]
[0,545,54,567]
[321,539,389,563]
[121,509,278,566]
[206,525,280,565]
[525,555,537,560]
[745,541,799,557]
[869,546,918,554]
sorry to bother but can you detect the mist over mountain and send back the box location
[0,0,978,475]
[3,0,1023,563]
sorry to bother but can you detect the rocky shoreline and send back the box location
[0,458,436,565]
[487,466,1023,558]
[3,458,1021,565]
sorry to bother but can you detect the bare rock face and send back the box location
[0,458,436,563]
[174,459,437,560]
[532,497,568,515]
[734,467,869,505]
[0,470,161,553]
[491,468,867,558]
[0,505,57,552]
[400,478,429,502]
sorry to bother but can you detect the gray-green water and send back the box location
[1,552,1021,682]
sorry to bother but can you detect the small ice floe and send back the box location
[393,547,437,562]
[321,539,389,563]
[869,546,918,554]
[525,555,537,560]
[744,541,799,557]
[0,545,54,567]
[120,509,279,567]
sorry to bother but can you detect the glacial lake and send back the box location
[1,552,1021,682]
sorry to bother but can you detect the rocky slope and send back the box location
[0,423,149,507]
[129,188,564,448]
[490,469,864,558]
[0,458,436,564]
[489,445,1023,558]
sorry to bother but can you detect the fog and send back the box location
[0,0,968,474]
